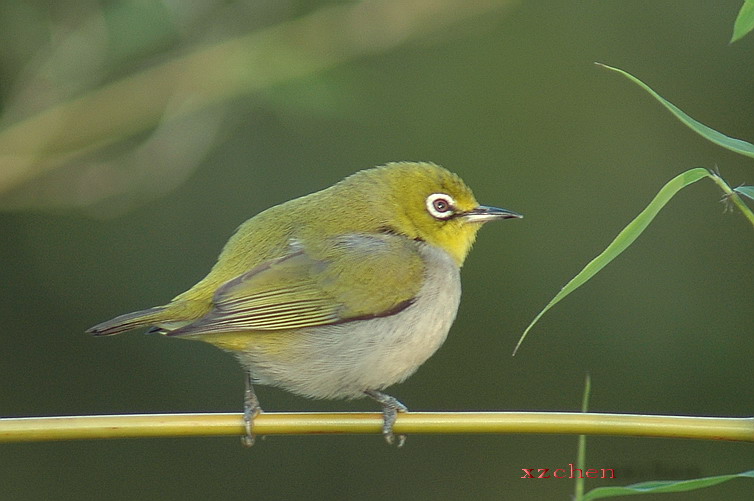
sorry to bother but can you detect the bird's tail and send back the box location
[86,306,166,336]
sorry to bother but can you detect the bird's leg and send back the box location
[364,389,408,447]
[242,370,262,447]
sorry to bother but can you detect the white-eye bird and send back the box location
[88,162,522,446]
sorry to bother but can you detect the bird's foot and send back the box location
[242,372,262,447]
[365,389,408,447]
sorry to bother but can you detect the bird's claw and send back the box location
[365,389,408,447]
[242,371,262,447]
[241,406,260,447]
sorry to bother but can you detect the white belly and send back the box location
[236,243,461,399]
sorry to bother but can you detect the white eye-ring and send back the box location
[426,193,456,220]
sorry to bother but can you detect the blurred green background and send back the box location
[1,1,752,499]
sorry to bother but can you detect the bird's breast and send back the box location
[238,243,462,400]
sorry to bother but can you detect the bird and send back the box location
[87,161,522,446]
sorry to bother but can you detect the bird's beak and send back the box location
[462,205,523,223]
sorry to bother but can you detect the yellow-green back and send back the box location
[164,162,485,323]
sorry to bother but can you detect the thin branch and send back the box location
[709,170,754,228]
[0,0,516,196]
[2,412,752,443]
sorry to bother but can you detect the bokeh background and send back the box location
[1,1,752,499]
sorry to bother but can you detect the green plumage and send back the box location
[169,233,423,335]
[86,161,521,446]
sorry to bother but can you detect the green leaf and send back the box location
[731,0,754,43]
[596,63,754,159]
[735,185,754,201]
[513,168,710,355]
[583,470,754,500]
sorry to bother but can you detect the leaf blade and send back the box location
[583,470,754,500]
[596,63,754,159]
[734,185,754,201]
[513,168,710,355]
[731,0,754,43]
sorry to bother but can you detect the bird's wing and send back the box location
[168,234,425,336]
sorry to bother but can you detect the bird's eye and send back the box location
[426,193,456,220]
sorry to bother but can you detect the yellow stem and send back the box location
[1,411,752,443]
[708,170,754,228]
[0,0,516,194]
